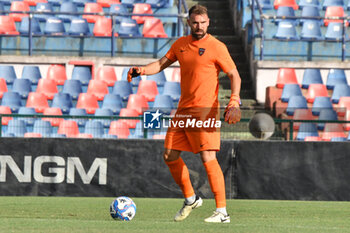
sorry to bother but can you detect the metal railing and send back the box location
[0,1,189,56]
[250,0,349,61]
[0,113,349,141]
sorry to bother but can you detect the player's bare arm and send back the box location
[224,68,242,124]
[127,56,174,82]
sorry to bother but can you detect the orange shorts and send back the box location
[164,109,221,154]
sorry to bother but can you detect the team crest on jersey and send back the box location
[199,48,205,56]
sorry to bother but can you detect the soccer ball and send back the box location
[110,196,137,221]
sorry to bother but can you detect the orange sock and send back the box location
[165,157,195,198]
[204,159,226,208]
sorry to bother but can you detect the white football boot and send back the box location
[174,196,203,222]
[204,211,230,223]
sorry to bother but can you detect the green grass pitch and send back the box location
[0,196,350,233]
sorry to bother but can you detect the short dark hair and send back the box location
[188,4,208,17]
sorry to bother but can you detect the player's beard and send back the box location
[191,29,207,40]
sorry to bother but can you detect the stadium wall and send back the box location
[1,138,350,201]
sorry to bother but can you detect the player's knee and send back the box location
[163,149,180,162]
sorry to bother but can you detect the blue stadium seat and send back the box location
[145,0,167,8]
[296,123,318,140]
[68,18,91,36]
[112,80,133,101]
[84,120,104,138]
[147,71,167,87]
[331,137,347,141]
[317,109,338,130]
[44,17,66,35]
[301,68,323,89]
[121,67,141,87]
[274,6,296,25]
[326,68,347,90]
[12,78,31,99]
[274,21,299,40]
[71,66,92,87]
[300,20,323,41]
[101,93,123,115]
[162,81,180,101]
[18,107,36,127]
[62,80,82,101]
[121,0,143,8]
[312,96,333,116]
[69,108,87,128]
[21,65,42,86]
[286,95,308,116]
[58,2,78,23]
[110,3,129,23]
[300,6,321,25]
[325,22,347,41]
[7,119,27,137]
[298,0,320,9]
[33,119,53,137]
[73,0,94,6]
[153,94,174,114]
[94,108,113,128]
[331,84,350,103]
[0,65,17,85]
[34,2,54,22]
[19,17,42,35]
[128,121,145,139]
[51,92,73,114]
[1,92,22,113]
[322,0,344,10]
[280,84,302,102]
[118,18,141,37]
[103,133,118,139]
[48,0,69,6]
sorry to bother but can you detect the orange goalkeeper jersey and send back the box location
[165,34,236,108]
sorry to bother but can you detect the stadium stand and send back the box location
[1,92,22,113]
[51,92,73,114]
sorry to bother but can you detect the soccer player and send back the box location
[128,4,241,223]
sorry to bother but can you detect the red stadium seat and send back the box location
[304,136,322,141]
[142,17,167,38]
[0,106,12,125]
[97,0,120,7]
[83,3,104,23]
[95,66,117,86]
[58,120,80,138]
[170,67,181,82]
[137,80,159,102]
[0,16,20,35]
[76,93,99,114]
[43,107,63,127]
[109,120,130,138]
[276,68,298,88]
[36,78,58,100]
[324,6,348,27]
[132,3,153,24]
[23,0,47,6]
[126,94,149,115]
[93,17,118,37]
[9,1,30,22]
[0,78,8,98]
[87,79,109,101]
[321,123,346,141]
[76,133,93,138]
[305,84,328,103]
[293,109,314,130]
[119,108,140,128]
[24,132,42,137]
[337,96,350,117]
[46,64,67,85]
[26,92,49,113]
[274,0,298,9]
